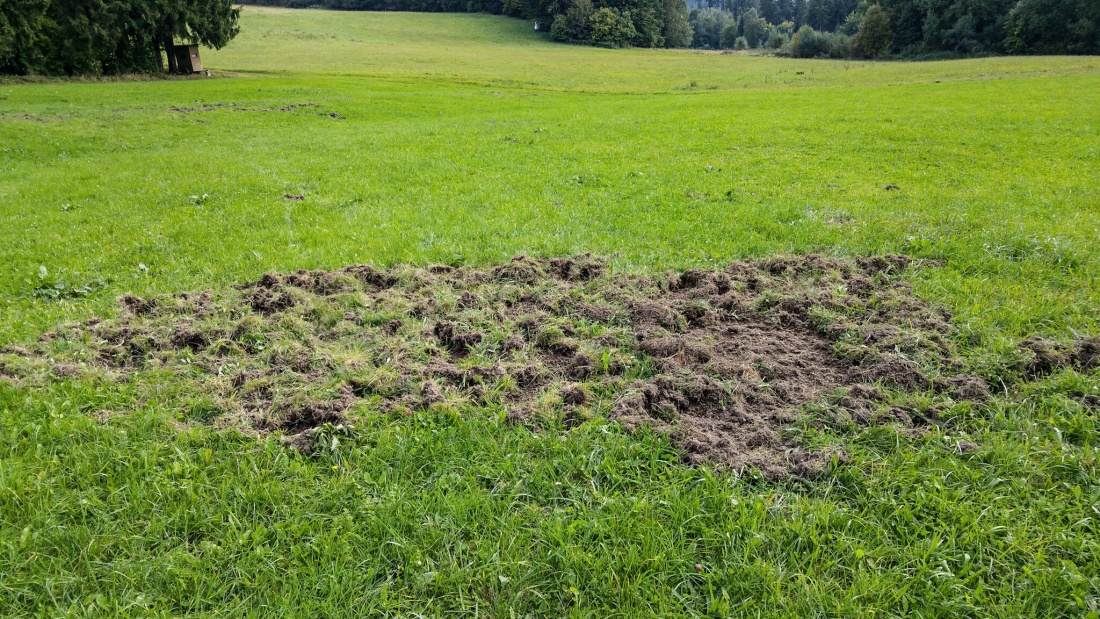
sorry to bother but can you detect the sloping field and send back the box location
[205,7,1099,91]
[1,7,1099,617]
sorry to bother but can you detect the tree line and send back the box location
[0,0,239,75]
[244,0,1097,55]
[1,0,1094,75]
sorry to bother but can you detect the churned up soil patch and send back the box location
[5,255,1096,479]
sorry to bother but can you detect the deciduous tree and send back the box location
[853,3,892,56]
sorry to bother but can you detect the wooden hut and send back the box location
[172,45,204,74]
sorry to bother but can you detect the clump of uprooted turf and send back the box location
[2,254,1097,479]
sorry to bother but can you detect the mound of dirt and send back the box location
[9,254,1093,479]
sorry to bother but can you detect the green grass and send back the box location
[2,7,1100,617]
[203,7,1100,92]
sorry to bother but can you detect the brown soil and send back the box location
[168,102,320,114]
[1019,336,1100,377]
[9,254,1096,479]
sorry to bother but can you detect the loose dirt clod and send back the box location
[1074,337,1100,369]
[8,254,1095,478]
[1019,336,1070,377]
[50,363,81,378]
[119,294,158,316]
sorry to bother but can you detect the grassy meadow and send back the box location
[2,6,1099,617]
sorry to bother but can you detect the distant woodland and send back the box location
[243,0,1099,56]
[1,0,1095,76]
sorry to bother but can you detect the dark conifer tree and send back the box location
[0,0,239,75]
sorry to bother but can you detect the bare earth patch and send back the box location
[6,254,1097,479]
